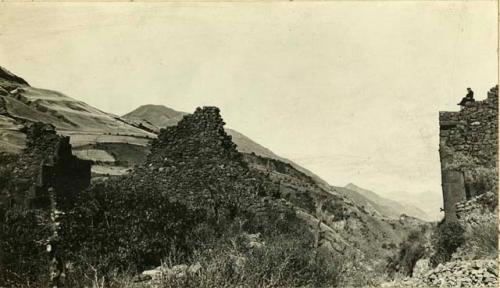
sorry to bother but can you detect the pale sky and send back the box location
[0,2,497,204]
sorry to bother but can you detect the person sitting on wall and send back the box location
[457,87,475,106]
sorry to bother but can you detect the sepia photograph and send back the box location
[0,1,497,287]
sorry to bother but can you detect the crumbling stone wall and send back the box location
[439,85,498,220]
[36,136,92,210]
[0,123,91,210]
[138,106,291,225]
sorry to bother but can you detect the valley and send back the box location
[0,67,497,288]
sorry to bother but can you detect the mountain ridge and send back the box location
[342,183,433,221]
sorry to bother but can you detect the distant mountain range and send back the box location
[383,190,443,221]
[337,183,436,221]
[122,105,187,132]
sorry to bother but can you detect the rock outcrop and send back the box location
[439,85,498,221]
[0,66,29,86]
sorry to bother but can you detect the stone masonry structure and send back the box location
[439,86,498,221]
[134,106,292,225]
[0,122,92,210]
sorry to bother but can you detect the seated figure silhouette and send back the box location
[458,87,475,106]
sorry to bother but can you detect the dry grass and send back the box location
[459,219,498,260]
[154,235,343,288]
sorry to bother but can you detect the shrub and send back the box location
[460,219,498,260]
[387,225,428,276]
[59,181,206,282]
[430,221,465,266]
[0,206,51,286]
[155,231,344,288]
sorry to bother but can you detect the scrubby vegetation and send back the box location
[430,221,465,267]
[0,110,351,287]
[154,232,343,288]
[387,225,429,276]
[1,164,345,287]
[54,230,345,288]
[0,206,51,285]
[460,219,498,260]
[387,216,495,278]
[59,181,204,279]
[0,153,49,285]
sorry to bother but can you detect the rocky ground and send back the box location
[377,192,498,288]
[378,259,498,288]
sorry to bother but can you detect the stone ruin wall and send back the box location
[439,85,498,221]
[33,136,92,210]
[1,123,92,210]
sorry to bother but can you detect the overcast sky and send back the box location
[0,2,497,204]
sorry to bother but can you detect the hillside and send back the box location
[119,107,423,271]
[0,66,329,187]
[384,190,443,221]
[0,67,432,287]
[0,68,154,140]
[122,104,187,132]
[0,66,156,175]
[340,183,432,221]
[126,106,421,260]
[123,104,430,222]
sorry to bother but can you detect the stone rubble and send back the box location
[455,192,497,220]
[421,260,498,287]
[382,260,498,288]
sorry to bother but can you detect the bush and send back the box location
[430,221,465,266]
[460,219,498,260]
[155,231,343,288]
[0,206,51,286]
[0,154,52,286]
[387,225,428,276]
[59,181,206,283]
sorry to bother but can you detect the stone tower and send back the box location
[439,86,498,221]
